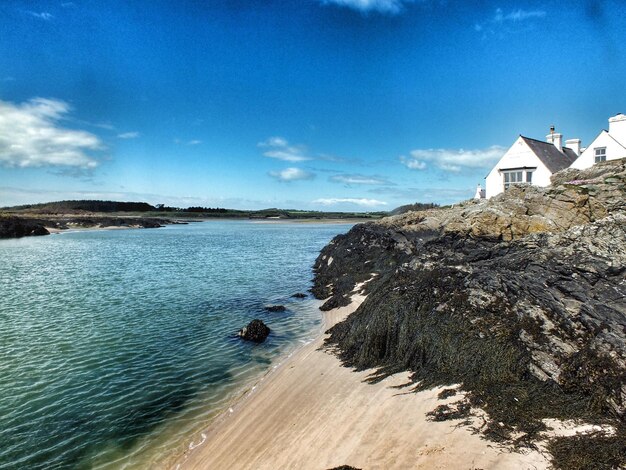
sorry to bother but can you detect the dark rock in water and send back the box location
[313,159,626,469]
[0,216,50,238]
[238,319,270,342]
[291,292,307,298]
[265,305,286,312]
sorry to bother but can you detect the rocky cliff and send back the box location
[0,216,171,239]
[0,217,50,238]
[313,159,626,469]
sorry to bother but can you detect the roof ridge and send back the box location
[607,132,626,151]
[521,135,577,173]
[522,135,554,145]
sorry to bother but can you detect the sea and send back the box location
[0,220,352,469]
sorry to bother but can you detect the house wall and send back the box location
[570,130,626,169]
[485,137,552,198]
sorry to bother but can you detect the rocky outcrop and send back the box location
[291,293,307,298]
[0,215,174,238]
[238,320,270,343]
[313,159,626,469]
[265,305,287,312]
[0,217,49,238]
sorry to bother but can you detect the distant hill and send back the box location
[1,200,389,219]
[3,200,157,214]
[390,202,439,215]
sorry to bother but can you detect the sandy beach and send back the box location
[173,293,550,470]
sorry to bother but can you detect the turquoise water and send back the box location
[0,221,351,469]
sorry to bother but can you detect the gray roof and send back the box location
[521,136,578,173]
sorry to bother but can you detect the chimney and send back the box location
[608,113,626,145]
[565,138,581,156]
[546,126,563,151]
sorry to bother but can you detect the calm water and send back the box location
[0,221,351,469]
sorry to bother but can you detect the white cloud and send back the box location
[0,98,103,169]
[494,8,546,22]
[258,136,311,162]
[475,8,546,34]
[400,157,427,170]
[117,131,140,139]
[330,174,392,185]
[400,145,505,172]
[174,138,203,145]
[269,167,315,182]
[27,11,53,20]
[313,197,388,207]
[369,186,474,204]
[319,0,414,14]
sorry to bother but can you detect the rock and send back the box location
[291,292,307,298]
[265,305,286,312]
[0,216,50,238]
[238,319,270,342]
[313,159,626,468]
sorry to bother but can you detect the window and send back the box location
[526,171,533,183]
[503,170,523,190]
[594,147,606,163]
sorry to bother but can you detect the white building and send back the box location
[481,129,579,199]
[570,113,626,169]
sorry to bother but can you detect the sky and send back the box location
[0,0,625,211]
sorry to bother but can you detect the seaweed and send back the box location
[427,401,472,422]
[546,425,626,470]
[323,265,625,467]
[438,388,457,400]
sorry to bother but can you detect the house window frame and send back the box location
[594,147,607,163]
[526,171,533,183]
[502,170,524,190]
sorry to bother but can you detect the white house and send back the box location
[480,129,579,199]
[570,113,626,169]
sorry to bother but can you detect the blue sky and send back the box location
[1,0,625,211]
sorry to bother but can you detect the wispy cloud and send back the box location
[312,197,388,207]
[494,8,546,22]
[369,186,473,204]
[0,98,103,169]
[269,167,316,182]
[117,131,140,139]
[400,145,505,172]
[329,173,393,185]
[174,138,203,146]
[475,8,546,33]
[258,136,311,162]
[26,11,54,20]
[319,0,414,14]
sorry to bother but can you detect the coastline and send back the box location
[171,291,550,470]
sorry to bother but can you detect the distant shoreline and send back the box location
[0,214,365,239]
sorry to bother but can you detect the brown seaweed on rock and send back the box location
[313,159,626,469]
